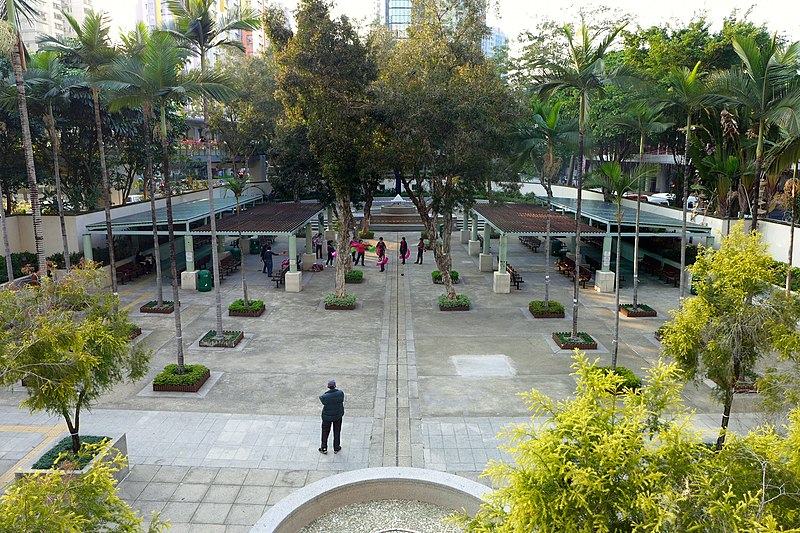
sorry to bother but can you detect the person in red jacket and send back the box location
[354,239,367,266]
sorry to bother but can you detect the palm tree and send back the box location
[711,35,800,234]
[0,181,14,282]
[535,20,626,340]
[584,162,653,369]
[26,52,87,270]
[607,102,671,309]
[516,99,576,308]
[105,31,234,373]
[4,0,46,273]
[166,0,259,340]
[661,62,712,299]
[221,173,253,306]
[39,11,120,291]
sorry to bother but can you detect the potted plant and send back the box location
[432,270,459,284]
[153,363,211,392]
[324,293,357,310]
[438,294,471,311]
[619,303,657,318]
[228,298,266,317]
[552,331,598,350]
[345,269,364,284]
[529,300,565,318]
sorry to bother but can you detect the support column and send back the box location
[479,223,493,271]
[460,210,469,243]
[594,235,615,293]
[493,234,510,293]
[302,222,315,271]
[324,207,335,242]
[468,213,480,255]
[184,235,195,271]
[285,233,302,292]
[83,234,93,261]
[470,214,478,241]
[482,224,490,254]
[217,235,225,253]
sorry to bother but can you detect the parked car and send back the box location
[622,193,670,206]
[649,192,698,208]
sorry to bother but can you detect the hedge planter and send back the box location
[228,299,265,317]
[345,270,364,284]
[128,325,142,339]
[199,330,244,348]
[16,434,129,484]
[529,300,565,319]
[139,300,175,314]
[439,294,471,311]
[432,270,459,284]
[619,304,657,318]
[153,364,210,392]
[734,372,761,394]
[552,331,598,350]
[325,294,357,310]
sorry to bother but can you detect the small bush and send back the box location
[359,230,374,239]
[588,366,642,392]
[554,331,595,344]
[654,325,668,341]
[153,364,209,386]
[344,269,364,281]
[0,252,38,283]
[228,299,265,312]
[529,300,564,313]
[431,270,459,282]
[32,435,108,470]
[438,294,471,308]
[324,294,356,307]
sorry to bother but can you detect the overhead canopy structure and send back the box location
[472,203,604,237]
[193,202,324,236]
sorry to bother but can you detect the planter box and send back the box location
[229,307,266,317]
[344,278,364,284]
[15,433,129,484]
[153,368,210,393]
[325,303,356,310]
[619,305,657,318]
[139,301,175,314]
[128,326,142,339]
[433,279,460,285]
[439,305,470,311]
[199,330,244,347]
[552,332,597,350]
[530,309,565,319]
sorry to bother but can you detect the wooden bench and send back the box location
[115,262,146,284]
[506,264,524,290]
[556,256,575,276]
[272,266,289,288]
[519,236,541,252]
[640,255,663,276]
[220,255,241,275]
[568,265,593,288]
[660,264,681,287]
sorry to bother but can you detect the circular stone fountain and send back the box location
[249,467,491,533]
[380,194,418,216]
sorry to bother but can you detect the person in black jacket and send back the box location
[399,237,408,265]
[319,380,345,454]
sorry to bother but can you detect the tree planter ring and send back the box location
[439,305,470,311]
[552,332,597,350]
[530,308,565,319]
[153,368,210,392]
[619,305,657,318]
[325,304,357,310]
[433,279,460,285]
[128,326,142,339]
[344,279,364,284]
[15,433,129,484]
[229,308,265,317]
[199,330,244,347]
[139,301,175,314]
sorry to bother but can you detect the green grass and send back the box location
[438,294,471,308]
[324,294,357,307]
[344,269,364,281]
[431,270,459,282]
[228,299,265,312]
[153,364,210,386]
[529,300,564,313]
[32,435,108,470]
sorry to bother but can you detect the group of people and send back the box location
[310,234,426,271]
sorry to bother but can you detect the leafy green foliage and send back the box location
[769,259,800,292]
[344,269,363,281]
[588,365,642,391]
[0,251,37,282]
[553,331,595,344]
[324,294,356,307]
[153,364,209,386]
[438,294,470,308]
[529,300,564,313]
[358,230,374,239]
[32,435,107,470]
[227,299,264,312]
[431,270,459,282]
[0,440,167,531]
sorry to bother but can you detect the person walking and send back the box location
[261,245,277,276]
[399,237,408,265]
[414,237,425,264]
[355,239,367,266]
[350,239,359,262]
[319,379,344,454]
[326,240,336,266]
[375,237,387,272]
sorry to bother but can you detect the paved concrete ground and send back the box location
[0,231,768,531]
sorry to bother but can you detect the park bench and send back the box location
[568,265,593,288]
[272,265,289,288]
[640,255,663,276]
[506,263,524,290]
[220,255,241,275]
[660,264,681,287]
[556,256,575,276]
[519,236,541,252]
[115,262,146,285]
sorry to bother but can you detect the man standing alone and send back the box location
[261,245,277,276]
[319,380,344,454]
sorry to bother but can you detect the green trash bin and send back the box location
[249,238,261,255]
[197,270,212,292]
[230,248,241,261]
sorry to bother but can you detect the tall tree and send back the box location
[220,173,253,306]
[167,0,259,340]
[39,11,119,291]
[535,19,626,338]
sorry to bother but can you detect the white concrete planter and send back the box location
[15,433,129,484]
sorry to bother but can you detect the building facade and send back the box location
[18,0,94,52]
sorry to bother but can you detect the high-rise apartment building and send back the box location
[135,0,173,29]
[18,0,94,52]
[383,0,413,39]
[482,27,507,58]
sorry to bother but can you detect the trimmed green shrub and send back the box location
[769,259,800,292]
[344,269,364,281]
[153,364,209,386]
[32,435,108,470]
[438,294,471,308]
[529,300,564,313]
[359,230,375,239]
[324,294,356,307]
[553,331,595,344]
[619,303,656,313]
[0,252,37,283]
[228,299,265,312]
[654,325,668,341]
[431,270,459,282]
[46,252,85,270]
[588,365,643,392]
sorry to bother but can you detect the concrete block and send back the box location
[479,254,494,272]
[181,270,198,291]
[594,270,615,293]
[285,271,302,293]
[301,253,316,271]
[468,240,481,256]
[460,230,470,244]
[493,271,511,293]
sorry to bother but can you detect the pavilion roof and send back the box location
[472,203,603,237]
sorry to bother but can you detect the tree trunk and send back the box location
[572,105,585,339]
[362,190,374,234]
[716,389,733,450]
[46,106,71,270]
[162,107,185,373]
[787,167,797,296]
[10,33,45,274]
[679,114,692,300]
[92,87,117,292]
[433,217,456,299]
[144,110,164,305]
[544,190,552,306]
[750,121,765,234]
[0,182,15,283]
[612,214,622,370]
[567,154,575,187]
[632,133,644,308]
[334,193,353,299]
[236,202,250,306]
